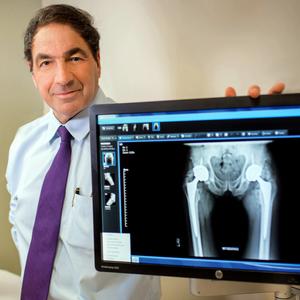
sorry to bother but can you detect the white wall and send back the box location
[0,0,43,274]
[45,0,300,102]
[40,1,300,299]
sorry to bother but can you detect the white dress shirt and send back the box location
[6,89,160,300]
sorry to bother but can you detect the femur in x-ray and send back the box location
[184,141,278,260]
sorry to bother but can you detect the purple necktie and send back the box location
[21,126,72,300]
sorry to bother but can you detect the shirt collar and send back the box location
[45,88,109,143]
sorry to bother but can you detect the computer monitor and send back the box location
[90,94,300,287]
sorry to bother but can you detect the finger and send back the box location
[268,82,285,95]
[225,86,237,97]
[248,84,261,99]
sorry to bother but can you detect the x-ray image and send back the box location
[105,192,116,210]
[184,141,278,260]
[118,139,300,261]
[104,172,115,187]
[103,152,115,167]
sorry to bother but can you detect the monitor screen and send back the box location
[90,94,300,285]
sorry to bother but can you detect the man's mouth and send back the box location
[53,89,81,99]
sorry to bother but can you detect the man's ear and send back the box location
[96,51,101,78]
[27,60,33,72]
[28,60,38,88]
[32,74,37,88]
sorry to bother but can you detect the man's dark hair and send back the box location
[24,4,100,71]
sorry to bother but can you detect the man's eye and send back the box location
[40,60,51,68]
[70,56,82,62]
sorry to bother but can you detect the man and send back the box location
[7,4,159,300]
[6,4,284,300]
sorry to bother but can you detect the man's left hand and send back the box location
[225,82,285,98]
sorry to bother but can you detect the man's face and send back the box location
[31,23,100,123]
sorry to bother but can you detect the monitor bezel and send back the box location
[90,93,300,285]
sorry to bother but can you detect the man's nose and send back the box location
[54,62,73,85]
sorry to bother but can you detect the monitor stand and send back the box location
[190,279,300,299]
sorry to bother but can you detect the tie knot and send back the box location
[57,126,72,143]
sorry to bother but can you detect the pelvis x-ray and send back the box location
[184,141,278,260]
